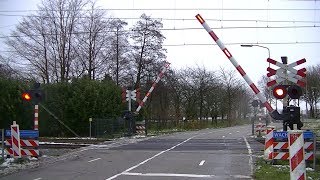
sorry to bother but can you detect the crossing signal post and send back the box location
[21,83,44,130]
[267,56,306,131]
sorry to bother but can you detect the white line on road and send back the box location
[243,136,253,175]
[122,172,251,179]
[199,160,205,166]
[105,134,202,180]
[33,178,42,180]
[122,172,216,178]
[88,158,101,163]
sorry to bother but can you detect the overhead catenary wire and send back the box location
[1,13,320,24]
[1,42,320,53]
[0,24,319,39]
[0,8,320,13]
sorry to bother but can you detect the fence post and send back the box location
[1,129,4,160]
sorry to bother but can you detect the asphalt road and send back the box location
[1,125,264,180]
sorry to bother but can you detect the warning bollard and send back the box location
[264,126,275,160]
[10,121,21,158]
[288,130,306,180]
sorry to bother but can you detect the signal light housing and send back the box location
[273,85,287,99]
[287,85,302,99]
[21,85,44,103]
[22,91,32,101]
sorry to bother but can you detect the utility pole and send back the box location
[281,56,289,131]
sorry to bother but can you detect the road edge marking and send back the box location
[243,136,253,176]
[199,160,205,166]
[88,158,101,163]
[122,172,215,178]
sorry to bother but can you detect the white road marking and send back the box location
[229,133,232,135]
[243,136,253,175]
[33,178,42,180]
[199,160,205,166]
[122,172,251,179]
[122,172,215,178]
[105,134,202,180]
[88,158,101,163]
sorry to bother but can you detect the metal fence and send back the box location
[91,117,125,138]
[302,119,320,138]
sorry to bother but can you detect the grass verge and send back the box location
[254,156,320,180]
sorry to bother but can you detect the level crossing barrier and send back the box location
[255,123,266,136]
[5,121,39,158]
[272,131,315,162]
[135,124,146,135]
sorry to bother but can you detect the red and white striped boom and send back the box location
[135,62,170,113]
[195,14,281,119]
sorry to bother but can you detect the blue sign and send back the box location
[273,131,314,139]
[273,131,288,139]
[5,130,39,138]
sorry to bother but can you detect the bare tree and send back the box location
[6,0,88,83]
[304,64,320,118]
[219,68,244,124]
[130,14,166,89]
[74,2,110,80]
[107,19,130,86]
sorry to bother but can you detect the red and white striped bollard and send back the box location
[288,130,306,180]
[10,121,21,158]
[264,126,275,160]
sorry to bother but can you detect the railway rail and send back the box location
[38,137,108,149]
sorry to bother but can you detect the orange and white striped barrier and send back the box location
[288,130,306,180]
[6,148,39,157]
[6,121,40,158]
[135,125,145,135]
[195,14,276,117]
[10,121,21,158]
[135,62,170,113]
[5,139,39,147]
[264,126,275,160]
[255,123,266,135]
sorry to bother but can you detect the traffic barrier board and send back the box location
[5,130,39,139]
[273,131,313,139]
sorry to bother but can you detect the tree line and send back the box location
[0,0,319,136]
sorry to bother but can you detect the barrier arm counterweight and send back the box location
[135,62,170,114]
[195,14,282,120]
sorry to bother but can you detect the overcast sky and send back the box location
[0,0,319,87]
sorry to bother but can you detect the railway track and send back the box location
[38,137,109,149]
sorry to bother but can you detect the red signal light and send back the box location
[272,85,287,99]
[22,92,32,101]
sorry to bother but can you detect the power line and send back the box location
[1,41,320,53]
[1,13,319,24]
[0,25,319,39]
[163,42,320,46]
[0,8,320,13]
